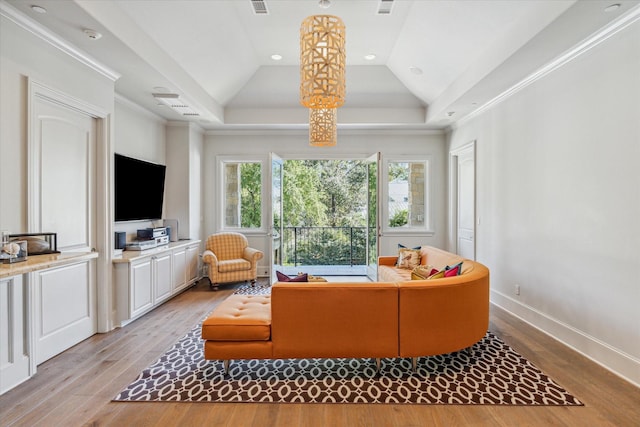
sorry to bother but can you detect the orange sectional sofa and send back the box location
[202,246,489,374]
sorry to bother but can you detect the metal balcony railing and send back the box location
[282,226,367,267]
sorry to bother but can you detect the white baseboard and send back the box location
[491,290,640,388]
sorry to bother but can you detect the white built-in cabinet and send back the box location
[113,240,200,326]
[1,275,30,395]
[0,252,98,395]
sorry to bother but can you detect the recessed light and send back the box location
[271,54,283,61]
[364,54,376,61]
[604,3,621,12]
[409,66,423,75]
[31,5,47,13]
[318,0,331,9]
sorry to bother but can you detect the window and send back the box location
[383,158,431,233]
[220,159,263,230]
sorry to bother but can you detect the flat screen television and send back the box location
[114,153,166,222]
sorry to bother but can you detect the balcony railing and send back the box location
[282,226,366,267]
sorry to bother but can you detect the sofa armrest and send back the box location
[398,261,490,357]
[378,256,397,266]
[243,247,264,263]
[202,249,218,265]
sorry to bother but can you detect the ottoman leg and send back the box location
[223,359,230,375]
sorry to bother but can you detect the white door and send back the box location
[453,145,476,259]
[35,99,96,252]
[270,153,284,283]
[31,95,98,362]
[366,153,380,281]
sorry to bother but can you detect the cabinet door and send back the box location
[154,253,173,303]
[172,248,187,292]
[130,259,153,318]
[35,260,96,364]
[187,245,199,284]
[1,275,31,394]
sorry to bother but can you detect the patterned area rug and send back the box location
[113,285,582,405]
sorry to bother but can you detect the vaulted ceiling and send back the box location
[5,0,638,130]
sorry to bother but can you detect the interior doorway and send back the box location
[449,141,476,260]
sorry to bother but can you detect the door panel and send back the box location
[366,153,380,281]
[456,148,475,260]
[270,153,284,283]
[36,261,95,364]
[36,100,95,252]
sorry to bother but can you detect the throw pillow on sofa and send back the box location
[426,262,464,280]
[427,269,446,280]
[397,248,421,269]
[445,261,464,276]
[411,265,438,280]
[276,271,308,282]
[396,244,421,266]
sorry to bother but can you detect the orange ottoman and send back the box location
[201,294,273,370]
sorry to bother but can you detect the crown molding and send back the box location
[0,0,120,82]
[206,128,444,137]
[452,4,640,130]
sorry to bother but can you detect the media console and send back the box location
[113,239,200,326]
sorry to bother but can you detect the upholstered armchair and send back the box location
[202,232,264,291]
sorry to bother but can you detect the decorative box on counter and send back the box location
[9,232,59,255]
[1,240,28,264]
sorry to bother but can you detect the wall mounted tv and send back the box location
[114,153,166,222]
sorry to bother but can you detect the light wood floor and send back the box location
[1,279,638,427]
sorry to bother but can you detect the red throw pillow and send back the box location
[276,271,308,282]
[444,265,460,277]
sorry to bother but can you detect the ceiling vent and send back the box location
[152,93,201,117]
[377,0,394,15]
[250,0,269,15]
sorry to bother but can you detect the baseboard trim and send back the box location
[491,290,640,388]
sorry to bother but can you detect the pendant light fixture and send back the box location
[300,14,345,146]
[309,108,337,147]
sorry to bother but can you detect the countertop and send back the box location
[0,251,99,279]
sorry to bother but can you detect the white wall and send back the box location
[165,121,204,242]
[189,126,204,242]
[113,97,167,240]
[0,14,114,234]
[203,130,448,270]
[448,20,640,385]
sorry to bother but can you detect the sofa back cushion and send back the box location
[420,246,464,270]
[271,282,399,359]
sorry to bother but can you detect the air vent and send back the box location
[250,0,268,15]
[152,93,201,117]
[377,0,394,15]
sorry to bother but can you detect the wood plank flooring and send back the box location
[1,279,638,426]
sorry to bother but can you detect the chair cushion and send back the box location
[218,258,251,273]
[202,295,271,341]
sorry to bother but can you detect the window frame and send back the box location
[216,155,268,234]
[381,155,434,236]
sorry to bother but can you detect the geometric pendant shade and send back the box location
[300,15,346,109]
[300,14,345,146]
[309,107,337,147]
